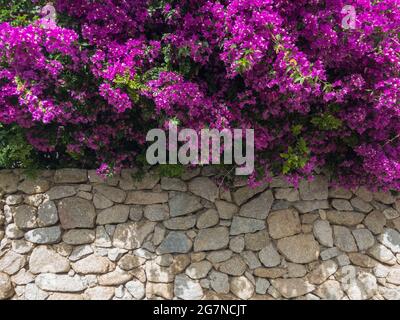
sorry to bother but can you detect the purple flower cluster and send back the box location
[0,0,399,190]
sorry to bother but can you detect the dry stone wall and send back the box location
[0,168,400,300]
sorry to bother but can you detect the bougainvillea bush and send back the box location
[0,0,399,190]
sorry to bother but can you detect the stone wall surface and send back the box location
[0,168,400,300]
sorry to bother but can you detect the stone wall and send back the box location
[0,168,399,300]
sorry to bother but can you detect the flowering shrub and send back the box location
[0,0,399,190]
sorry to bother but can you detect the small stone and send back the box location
[125,191,168,205]
[274,188,299,202]
[277,234,320,263]
[29,246,70,274]
[144,204,169,222]
[255,278,270,294]
[93,193,114,210]
[125,280,145,300]
[332,199,353,211]
[11,240,33,254]
[229,236,245,253]
[293,200,330,213]
[307,260,338,285]
[287,263,307,278]
[118,255,145,271]
[185,261,212,279]
[373,264,390,278]
[373,191,395,205]
[333,226,357,252]
[391,217,400,232]
[97,205,130,225]
[112,221,156,250]
[98,268,133,286]
[146,283,174,299]
[71,254,114,275]
[329,187,353,199]
[188,177,219,202]
[157,231,192,254]
[219,256,247,276]
[85,287,114,300]
[0,172,18,193]
[377,228,400,253]
[11,269,34,285]
[350,197,373,213]
[46,186,77,201]
[129,205,143,221]
[53,243,73,257]
[69,245,93,262]
[58,197,96,229]
[352,229,375,251]
[241,251,261,269]
[145,261,174,283]
[233,183,269,206]
[230,216,265,235]
[383,208,399,220]
[314,280,344,300]
[207,250,233,264]
[78,191,93,200]
[18,178,50,194]
[14,205,37,230]
[197,209,219,229]
[152,224,166,246]
[0,251,25,275]
[174,274,203,300]
[259,244,281,267]
[230,276,254,300]
[243,230,269,251]
[62,229,95,245]
[215,200,238,220]
[23,193,43,207]
[239,190,274,220]
[346,272,377,300]
[355,187,373,202]
[368,244,397,265]
[156,254,174,267]
[35,274,87,292]
[320,247,340,260]
[267,208,301,239]
[169,192,203,217]
[209,271,229,294]
[0,273,14,300]
[387,269,400,285]
[271,278,315,299]
[37,201,58,227]
[163,216,196,230]
[326,210,365,226]
[336,254,350,266]
[132,172,160,190]
[313,220,333,247]
[54,169,87,184]
[348,253,378,268]
[254,268,286,279]
[93,185,126,204]
[24,283,48,300]
[6,195,23,205]
[170,255,191,274]
[299,176,328,201]
[160,177,187,191]
[380,288,400,300]
[194,227,229,252]
[94,226,112,248]
[24,226,62,244]
[364,210,387,235]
